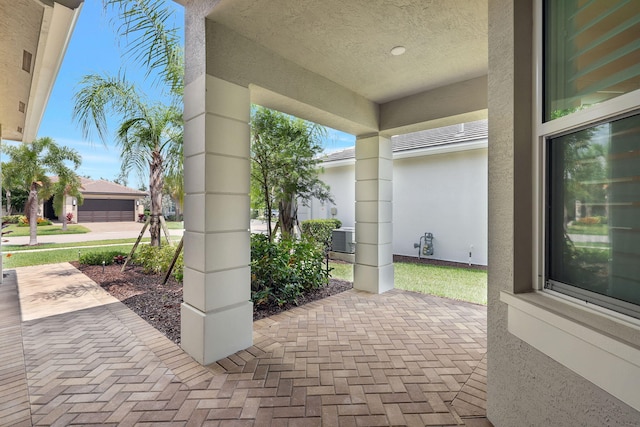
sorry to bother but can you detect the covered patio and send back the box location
[2,263,488,425]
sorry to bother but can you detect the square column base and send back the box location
[354,263,394,294]
[181,301,253,365]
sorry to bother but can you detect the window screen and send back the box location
[546,114,640,317]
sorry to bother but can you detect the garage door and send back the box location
[78,199,135,222]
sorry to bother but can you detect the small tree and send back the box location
[52,171,84,231]
[1,137,81,245]
[251,107,333,240]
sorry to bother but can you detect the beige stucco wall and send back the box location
[487,0,640,425]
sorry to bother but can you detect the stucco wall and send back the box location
[487,0,640,425]
[307,148,488,265]
[393,149,487,264]
[300,165,356,227]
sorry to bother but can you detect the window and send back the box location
[543,0,640,122]
[546,114,640,318]
[542,0,640,318]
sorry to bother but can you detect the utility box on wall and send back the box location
[331,227,355,253]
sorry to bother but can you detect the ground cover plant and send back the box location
[250,233,329,307]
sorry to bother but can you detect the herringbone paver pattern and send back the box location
[3,263,490,426]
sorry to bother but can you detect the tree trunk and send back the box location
[6,189,12,215]
[27,182,39,246]
[61,192,68,231]
[278,194,297,238]
[149,150,164,247]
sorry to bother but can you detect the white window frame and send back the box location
[501,0,640,412]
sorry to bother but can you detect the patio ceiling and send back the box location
[0,0,83,143]
[197,0,488,135]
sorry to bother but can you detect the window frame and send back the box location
[535,0,640,323]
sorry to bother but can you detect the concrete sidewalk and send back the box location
[3,220,272,247]
[3,222,184,246]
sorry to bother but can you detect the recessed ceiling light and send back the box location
[390,46,406,56]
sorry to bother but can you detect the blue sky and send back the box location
[30,0,354,189]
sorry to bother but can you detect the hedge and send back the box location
[300,219,342,248]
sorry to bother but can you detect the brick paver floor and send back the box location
[1,263,490,426]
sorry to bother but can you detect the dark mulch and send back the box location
[73,262,353,345]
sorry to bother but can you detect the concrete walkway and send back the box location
[3,222,184,247]
[2,220,271,247]
[1,263,490,426]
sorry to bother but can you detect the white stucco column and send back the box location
[354,134,394,293]
[181,74,253,365]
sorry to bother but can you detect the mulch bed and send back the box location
[73,262,352,345]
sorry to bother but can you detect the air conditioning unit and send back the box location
[331,227,355,253]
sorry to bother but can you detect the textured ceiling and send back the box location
[207,0,488,104]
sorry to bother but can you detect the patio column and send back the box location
[354,134,394,293]
[181,73,253,365]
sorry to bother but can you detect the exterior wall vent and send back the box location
[18,101,25,113]
[22,50,32,72]
[17,126,23,134]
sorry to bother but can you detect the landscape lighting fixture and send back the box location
[390,46,406,56]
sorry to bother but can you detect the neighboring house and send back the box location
[300,120,488,265]
[43,177,146,222]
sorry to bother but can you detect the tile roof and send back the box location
[49,176,147,197]
[321,119,488,162]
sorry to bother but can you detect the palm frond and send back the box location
[72,73,142,143]
[104,0,184,95]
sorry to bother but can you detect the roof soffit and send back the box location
[206,0,488,105]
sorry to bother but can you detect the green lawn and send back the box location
[330,261,487,305]
[3,224,90,237]
[567,223,608,236]
[2,237,155,252]
[3,244,136,268]
[165,221,184,230]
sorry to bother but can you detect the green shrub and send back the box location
[2,215,22,224]
[300,218,342,248]
[250,234,328,307]
[80,250,129,266]
[135,244,183,281]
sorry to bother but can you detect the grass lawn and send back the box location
[3,244,136,268]
[3,224,90,237]
[567,223,608,235]
[330,261,487,305]
[166,221,184,229]
[2,237,155,252]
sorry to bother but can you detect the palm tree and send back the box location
[73,74,182,246]
[1,137,81,245]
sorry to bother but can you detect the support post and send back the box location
[353,134,394,293]
[181,74,253,364]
